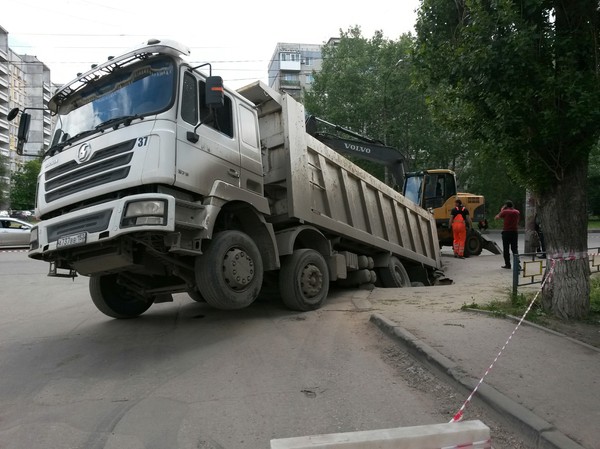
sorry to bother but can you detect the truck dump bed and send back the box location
[238,82,441,270]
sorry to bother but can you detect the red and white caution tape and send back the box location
[449,260,557,423]
[548,250,590,261]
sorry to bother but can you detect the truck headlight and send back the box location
[122,200,167,226]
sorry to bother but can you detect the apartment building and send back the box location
[1,25,54,207]
[267,42,324,100]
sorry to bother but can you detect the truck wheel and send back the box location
[466,231,483,256]
[378,256,411,288]
[195,230,263,310]
[89,274,153,318]
[279,249,330,311]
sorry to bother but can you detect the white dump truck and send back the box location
[10,39,441,318]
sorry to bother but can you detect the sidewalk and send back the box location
[367,251,599,449]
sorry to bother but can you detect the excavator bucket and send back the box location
[481,235,502,255]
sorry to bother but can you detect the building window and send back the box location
[280,52,300,62]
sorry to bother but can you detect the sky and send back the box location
[2,0,421,90]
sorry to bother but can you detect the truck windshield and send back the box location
[403,176,422,205]
[49,57,176,151]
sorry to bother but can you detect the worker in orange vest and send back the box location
[449,199,472,259]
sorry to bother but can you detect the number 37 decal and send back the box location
[137,136,149,147]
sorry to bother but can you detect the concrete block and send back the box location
[270,420,491,448]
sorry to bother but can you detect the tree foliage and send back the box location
[9,159,41,210]
[304,26,467,174]
[414,0,600,319]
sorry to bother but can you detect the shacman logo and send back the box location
[77,143,91,163]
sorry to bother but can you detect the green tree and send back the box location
[414,0,599,318]
[9,159,41,210]
[304,27,467,175]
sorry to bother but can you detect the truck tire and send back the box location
[89,274,153,318]
[378,256,411,288]
[466,231,483,256]
[195,230,263,310]
[280,249,329,311]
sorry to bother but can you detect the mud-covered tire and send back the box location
[89,274,153,319]
[195,230,263,310]
[466,230,483,256]
[279,249,329,311]
[378,256,411,288]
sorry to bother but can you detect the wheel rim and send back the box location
[300,263,323,298]
[222,247,255,291]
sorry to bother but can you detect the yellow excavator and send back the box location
[402,169,501,255]
[306,116,501,256]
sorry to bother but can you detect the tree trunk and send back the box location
[538,161,590,320]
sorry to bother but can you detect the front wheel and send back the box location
[89,274,153,318]
[466,230,483,256]
[195,230,263,310]
[279,249,330,311]
[378,256,411,288]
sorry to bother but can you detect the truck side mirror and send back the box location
[205,76,224,108]
[7,107,20,121]
[16,112,31,156]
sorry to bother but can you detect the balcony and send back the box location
[280,60,301,71]
[280,79,301,89]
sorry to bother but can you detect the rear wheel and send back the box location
[280,249,329,311]
[195,230,263,310]
[378,256,411,288]
[89,274,153,318]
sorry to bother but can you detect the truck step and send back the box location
[175,199,207,231]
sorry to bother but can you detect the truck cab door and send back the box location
[175,71,241,195]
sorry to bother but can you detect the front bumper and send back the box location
[30,193,176,258]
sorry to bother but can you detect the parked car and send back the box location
[0,217,32,248]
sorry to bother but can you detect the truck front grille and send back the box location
[46,210,113,242]
[44,139,137,204]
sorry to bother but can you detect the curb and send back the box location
[370,313,587,449]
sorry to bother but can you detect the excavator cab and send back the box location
[403,170,457,215]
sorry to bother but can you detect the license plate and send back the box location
[57,232,87,248]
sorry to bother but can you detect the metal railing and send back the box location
[512,247,600,295]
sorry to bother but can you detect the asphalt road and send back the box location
[0,251,457,449]
[2,233,597,449]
